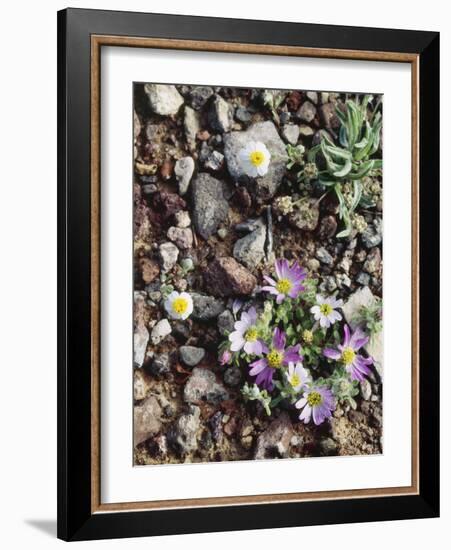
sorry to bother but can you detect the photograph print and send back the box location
[133,82,383,466]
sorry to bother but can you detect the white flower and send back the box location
[164,291,193,320]
[310,294,343,328]
[238,141,271,177]
[285,362,311,393]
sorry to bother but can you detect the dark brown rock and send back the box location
[286,91,302,111]
[234,186,252,211]
[317,215,338,240]
[203,257,257,297]
[151,191,187,221]
[320,103,341,130]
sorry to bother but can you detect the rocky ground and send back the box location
[133,83,383,465]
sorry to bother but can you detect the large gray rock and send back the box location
[144,84,184,116]
[361,218,382,249]
[179,346,206,367]
[191,173,229,239]
[208,94,233,133]
[233,219,266,269]
[184,367,229,405]
[134,395,163,446]
[217,309,235,336]
[189,86,214,110]
[191,293,225,321]
[168,405,201,455]
[254,412,294,459]
[223,121,287,201]
[342,286,383,377]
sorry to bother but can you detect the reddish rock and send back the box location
[196,130,211,141]
[152,191,187,221]
[203,257,257,297]
[286,90,302,111]
[134,395,163,446]
[160,160,174,180]
[138,257,160,284]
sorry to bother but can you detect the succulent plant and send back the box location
[307,95,382,238]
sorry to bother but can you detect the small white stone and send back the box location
[151,319,172,345]
[174,210,191,228]
[159,242,179,272]
[174,157,195,196]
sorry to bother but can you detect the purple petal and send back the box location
[247,307,258,324]
[255,368,274,390]
[350,326,369,350]
[229,333,245,352]
[284,344,302,364]
[249,358,267,375]
[275,259,284,279]
[299,404,312,423]
[276,293,285,304]
[261,285,279,295]
[272,327,286,351]
[343,324,351,347]
[263,275,276,286]
[260,341,269,354]
[295,397,307,409]
[323,347,341,360]
[312,407,324,425]
[288,283,304,298]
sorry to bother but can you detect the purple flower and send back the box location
[249,327,302,390]
[228,307,263,355]
[323,324,373,381]
[295,386,336,425]
[219,350,232,366]
[262,259,307,304]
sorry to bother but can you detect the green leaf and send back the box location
[333,157,352,178]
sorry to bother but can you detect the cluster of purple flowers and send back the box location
[222,258,375,426]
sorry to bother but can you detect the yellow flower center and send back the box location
[307,391,322,407]
[302,329,313,344]
[290,374,301,388]
[276,278,292,294]
[267,349,284,369]
[341,347,356,365]
[245,328,258,342]
[249,150,265,167]
[319,303,333,316]
[172,297,189,314]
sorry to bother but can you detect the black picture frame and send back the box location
[57,7,439,541]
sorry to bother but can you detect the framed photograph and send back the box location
[57,8,439,541]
